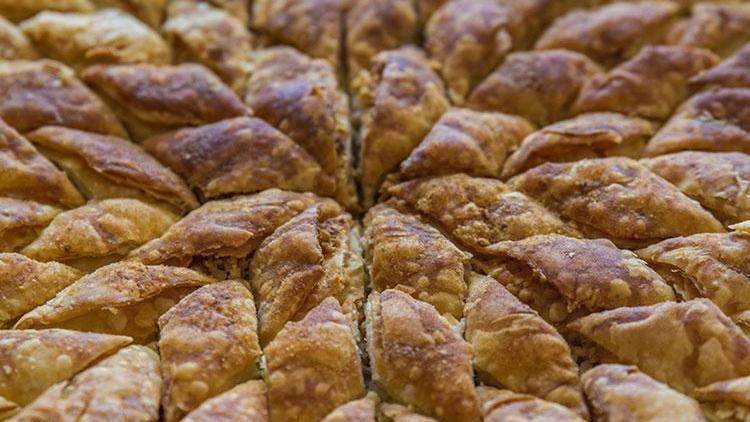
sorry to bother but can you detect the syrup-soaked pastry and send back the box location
[265,297,365,422]
[645,88,750,156]
[366,289,480,421]
[478,387,585,422]
[91,0,167,28]
[508,157,725,247]
[464,273,588,418]
[244,47,357,209]
[695,376,750,422]
[19,9,171,69]
[0,199,60,252]
[467,50,602,127]
[582,364,706,421]
[0,60,128,138]
[501,113,655,179]
[14,262,212,342]
[384,174,580,254]
[182,380,268,422]
[143,117,333,201]
[364,204,470,319]
[0,253,81,328]
[27,126,198,214]
[641,151,750,225]
[425,0,512,104]
[399,108,535,181]
[572,45,719,120]
[81,63,250,141]
[0,16,35,59]
[0,328,131,406]
[0,120,83,208]
[10,345,161,422]
[21,198,178,271]
[163,0,253,94]
[569,299,750,394]
[691,43,750,89]
[356,46,449,206]
[322,394,377,422]
[158,280,261,422]
[667,2,750,58]
[0,0,94,22]
[535,2,680,66]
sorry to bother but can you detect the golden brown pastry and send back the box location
[364,204,470,319]
[27,126,198,213]
[425,0,512,104]
[467,50,602,127]
[355,46,449,206]
[695,376,750,422]
[163,0,252,94]
[202,0,249,25]
[583,364,706,421]
[0,0,94,22]
[645,88,750,156]
[0,199,61,252]
[14,262,212,342]
[399,108,535,181]
[384,174,580,254]
[691,43,750,89]
[21,198,178,271]
[0,16,35,59]
[9,345,161,422]
[0,120,83,208]
[464,273,587,418]
[0,253,81,328]
[91,0,167,28]
[535,1,680,66]
[158,280,260,422]
[0,396,17,420]
[569,299,750,394]
[572,45,718,120]
[322,394,378,422]
[265,297,365,422]
[366,289,480,421]
[182,380,268,422]
[379,403,437,422]
[641,151,750,225]
[668,2,750,58]
[508,157,725,247]
[478,387,585,422]
[0,328,131,406]
[143,117,333,201]
[20,9,171,69]
[81,63,250,141]
[0,60,127,137]
[496,0,593,51]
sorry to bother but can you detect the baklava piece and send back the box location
[163,0,253,94]
[81,63,250,141]
[322,395,377,422]
[366,289,480,421]
[27,126,198,214]
[11,345,161,421]
[535,1,680,66]
[478,387,585,422]
[508,157,725,247]
[467,50,602,127]
[464,274,587,417]
[356,46,449,206]
[572,45,718,120]
[19,9,171,69]
[583,364,706,421]
[691,43,750,89]
[667,2,750,58]
[695,376,750,422]
[0,0,94,22]
[21,198,177,271]
[645,88,750,156]
[91,0,167,28]
[182,380,268,422]
[159,280,260,422]
[0,60,127,137]
[0,199,61,252]
[265,298,365,422]
[0,328,130,406]
[0,16,35,59]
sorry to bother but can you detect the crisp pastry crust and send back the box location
[265,297,365,422]
[0,0,94,23]
[91,0,168,28]
[10,345,161,422]
[572,45,719,120]
[21,198,178,271]
[0,60,127,137]
[467,50,602,127]
[582,364,706,421]
[20,9,171,69]
[695,376,750,422]
[0,396,17,420]
[667,2,750,58]
[399,108,535,181]
[0,328,131,406]
[0,16,36,59]
[366,289,480,421]
[14,262,212,342]
[27,126,198,213]
[203,0,249,26]
[0,253,81,328]
[182,380,268,422]
[81,63,250,141]
[645,88,750,156]
[322,394,378,422]
[158,280,261,422]
[464,273,587,418]
[478,387,585,422]
[691,43,750,89]
[379,403,438,422]
[0,199,61,252]
[508,157,725,247]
